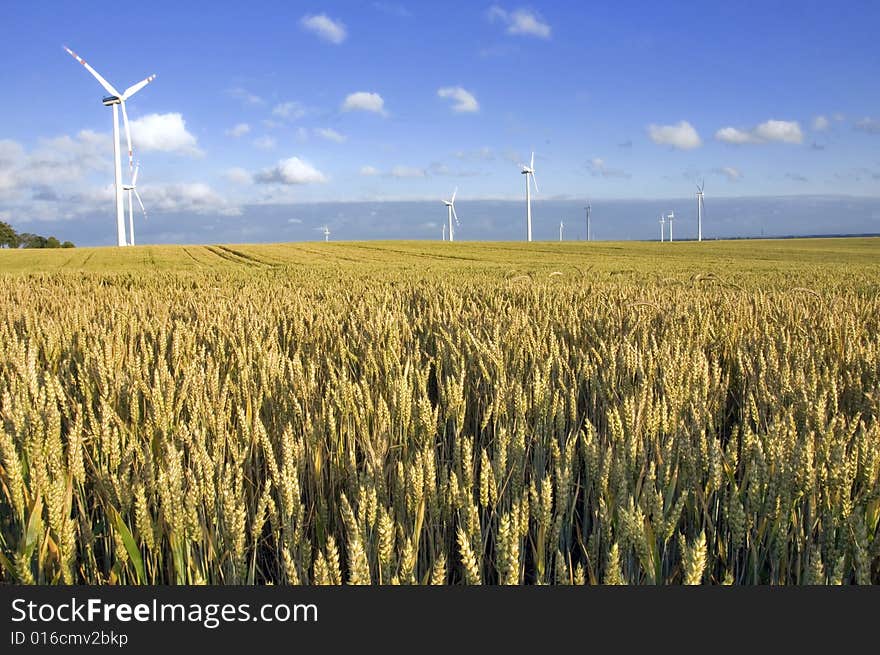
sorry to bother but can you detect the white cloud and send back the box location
[647,121,702,150]
[812,115,829,131]
[272,101,307,120]
[855,117,880,134]
[300,14,347,44]
[488,6,551,38]
[227,87,264,106]
[256,157,327,185]
[454,146,494,161]
[288,218,303,224]
[390,165,425,178]
[715,119,803,145]
[754,120,803,143]
[295,127,310,142]
[437,87,479,113]
[314,127,347,143]
[253,136,277,150]
[144,182,240,216]
[224,167,252,185]
[587,157,630,178]
[341,92,387,116]
[360,165,380,176]
[129,113,201,156]
[719,166,742,181]
[225,123,251,138]
[715,127,759,144]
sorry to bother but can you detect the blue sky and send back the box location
[1,1,879,244]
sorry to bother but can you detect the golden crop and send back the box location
[0,239,878,584]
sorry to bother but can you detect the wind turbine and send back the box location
[667,211,675,242]
[696,180,705,242]
[585,202,591,241]
[442,187,459,242]
[659,213,665,242]
[63,46,156,247]
[322,225,331,242]
[122,162,146,246]
[520,152,538,242]
[559,220,564,241]
[442,224,446,241]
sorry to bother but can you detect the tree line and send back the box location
[0,221,74,249]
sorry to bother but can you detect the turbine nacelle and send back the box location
[102,95,122,106]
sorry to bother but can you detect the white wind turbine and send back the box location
[667,210,675,242]
[442,224,446,241]
[322,225,331,242]
[63,46,156,247]
[659,213,666,242]
[559,220,564,241]
[122,162,146,246]
[520,152,538,242]
[696,180,705,242]
[585,202,591,241]
[442,187,459,242]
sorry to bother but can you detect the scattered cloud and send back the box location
[287,218,303,224]
[272,101,307,121]
[833,113,846,122]
[390,165,425,178]
[145,182,240,216]
[225,123,251,138]
[488,6,551,39]
[785,173,809,183]
[715,120,803,144]
[359,165,380,176]
[437,87,479,113]
[255,157,327,185]
[129,113,201,156]
[314,127,347,143]
[812,115,829,131]
[227,87,264,106]
[299,14,347,44]
[716,166,742,181]
[341,92,388,116]
[587,157,631,178]
[855,117,880,134]
[647,121,702,150]
[224,167,252,185]
[371,2,411,17]
[454,147,494,161]
[295,127,310,142]
[253,136,277,150]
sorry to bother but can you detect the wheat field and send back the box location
[0,239,878,584]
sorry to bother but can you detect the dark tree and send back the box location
[0,221,18,248]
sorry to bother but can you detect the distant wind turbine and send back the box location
[585,202,591,241]
[322,225,330,242]
[659,213,665,242]
[63,46,156,247]
[442,187,459,242]
[442,224,446,241]
[559,220,564,241]
[696,180,705,242]
[520,152,538,242]
[667,211,675,242]
[122,162,146,246]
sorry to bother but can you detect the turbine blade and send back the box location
[530,151,535,169]
[122,74,157,100]
[63,46,121,97]
[133,189,147,218]
[120,101,133,174]
[452,205,459,225]
[451,186,457,204]
[132,162,140,186]
[530,171,539,194]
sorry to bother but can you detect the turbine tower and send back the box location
[585,202,591,241]
[322,225,330,242]
[659,213,665,242]
[64,46,156,247]
[442,187,459,242]
[122,162,146,246]
[696,180,705,242]
[520,152,538,242]
[667,211,675,242]
[559,220,564,241]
